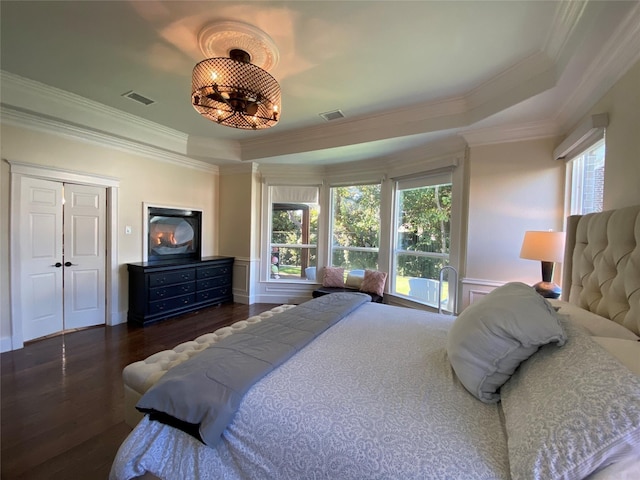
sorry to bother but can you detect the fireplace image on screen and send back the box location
[147,207,202,262]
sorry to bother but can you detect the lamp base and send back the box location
[532,281,561,299]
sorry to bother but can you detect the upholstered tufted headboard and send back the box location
[561,205,640,335]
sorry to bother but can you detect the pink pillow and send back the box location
[360,270,387,296]
[322,267,345,287]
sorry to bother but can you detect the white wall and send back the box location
[461,137,565,308]
[0,124,219,350]
[218,165,261,304]
[465,137,565,283]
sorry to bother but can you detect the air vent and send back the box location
[319,109,345,122]
[122,91,155,106]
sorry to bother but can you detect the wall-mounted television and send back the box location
[147,206,202,262]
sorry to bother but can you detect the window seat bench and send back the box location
[312,286,383,303]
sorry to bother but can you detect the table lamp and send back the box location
[519,231,566,298]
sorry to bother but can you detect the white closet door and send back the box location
[20,177,64,341]
[62,183,106,330]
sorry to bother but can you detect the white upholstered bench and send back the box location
[123,304,297,428]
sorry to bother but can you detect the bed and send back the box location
[111,205,640,480]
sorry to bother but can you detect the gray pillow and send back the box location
[446,282,566,403]
[501,318,640,480]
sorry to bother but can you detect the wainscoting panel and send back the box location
[460,278,506,311]
[232,257,255,305]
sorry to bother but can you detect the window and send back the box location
[392,172,453,309]
[268,186,319,281]
[566,138,605,215]
[330,184,381,273]
[556,113,608,217]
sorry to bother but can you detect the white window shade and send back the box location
[271,186,319,204]
[554,113,608,161]
[397,171,452,191]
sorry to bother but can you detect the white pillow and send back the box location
[548,300,639,341]
[447,282,566,403]
[592,337,640,375]
[501,318,640,480]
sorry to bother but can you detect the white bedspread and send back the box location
[111,303,510,480]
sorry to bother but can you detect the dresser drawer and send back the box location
[149,269,196,287]
[196,275,231,290]
[149,293,196,315]
[197,264,232,279]
[197,286,232,303]
[149,282,195,301]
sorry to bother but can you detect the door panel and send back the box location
[31,273,61,319]
[63,184,106,329]
[68,270,100,311]
[20,178,64,341]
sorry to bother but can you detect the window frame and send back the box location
[555,113,608,218]
[390,171,454,309]
[564,138,605,216]
[264,184,320,283]
[328,182,382,273]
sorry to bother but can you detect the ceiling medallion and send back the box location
[197,20,280,71]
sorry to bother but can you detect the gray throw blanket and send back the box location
[136,292,370,447]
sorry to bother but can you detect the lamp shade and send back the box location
[191,50,281,130]
[519,231,565,263]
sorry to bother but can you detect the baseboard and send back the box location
[108,310,128,326]
[1,335,14,353]
[254,293,312,305]
[233,293,251,305]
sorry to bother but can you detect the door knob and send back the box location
[51,262,62,268]
[64,261,77,267]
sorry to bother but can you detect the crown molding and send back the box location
[544,0,589,62]
[554,2,640,130]
[0,70,239,164]
[1,106,219,174]
[185,135,242,163]
[463,51,556,113]
[460,120,559,147]
[1,71,188,147]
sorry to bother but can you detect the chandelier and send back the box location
[191,22,281,130]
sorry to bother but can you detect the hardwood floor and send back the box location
[1,302,279,479]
